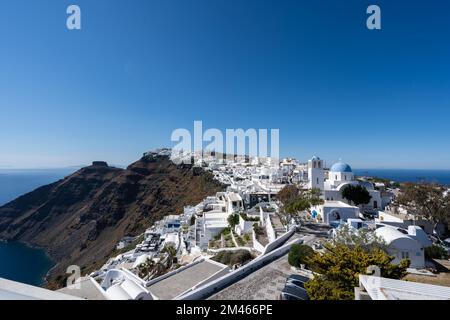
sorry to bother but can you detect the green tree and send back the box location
[162,244,178,267]
[288,244,315,268]
[394,182,450,231]
[227,214,240,228]
[425,245,449,260]
[304,243,410,300]
[190,215,196,226]
[278,185,300,206]
[138,258,155,280]
[278,186,324,224]
[341,185,372,207]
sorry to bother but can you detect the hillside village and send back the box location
[2,149,450,300]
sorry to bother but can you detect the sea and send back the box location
[0,168,77,286]
[353,169,450,186]
[0,241,54,286]
[0,167,449,286]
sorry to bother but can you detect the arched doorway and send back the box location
[328,209,341,222]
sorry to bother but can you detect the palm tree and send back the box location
[138,258,155,280]
[151,260,167,278]
[162,245,178,269]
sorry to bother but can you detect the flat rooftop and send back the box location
[360,274,450,300]
[0,278,83,300]
[204,211,228,218]
[323,201,357,208]
[227,193,242,201]
[380,210,410,221]
[57,278,105,300]
[147,260,228,300]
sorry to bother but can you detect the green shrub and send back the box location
[213,227,231,240]
[288,244,314,268]
[211,250,253,266]
[253,223,265,236]
[236,235,245,246]
[305,243,409,300]
[425,245,449,259]
[230,250,252,266]
[227,214,240,227]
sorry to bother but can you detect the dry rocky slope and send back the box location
[0,153,224,288]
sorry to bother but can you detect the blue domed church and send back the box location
[307,158,383,211]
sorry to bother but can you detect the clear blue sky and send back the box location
[0,0,449,169]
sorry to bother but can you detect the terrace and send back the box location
[146,260,229,300]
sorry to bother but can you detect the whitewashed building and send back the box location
[306,157,384,210]
[375,226,425,269]
[310,201,360,224]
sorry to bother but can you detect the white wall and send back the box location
[368,190,382,210]
[259,207,268,225]
[312,203,359,224]
[329,172,355,187]
[252,230,265,253]
[235,215,254,236]
[386,239,425,269]
[263,226,296,255]
[323,206,359,224]
[324,190,342,201]
[265,215,276,243]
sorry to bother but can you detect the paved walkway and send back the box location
[209,254,291,300]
